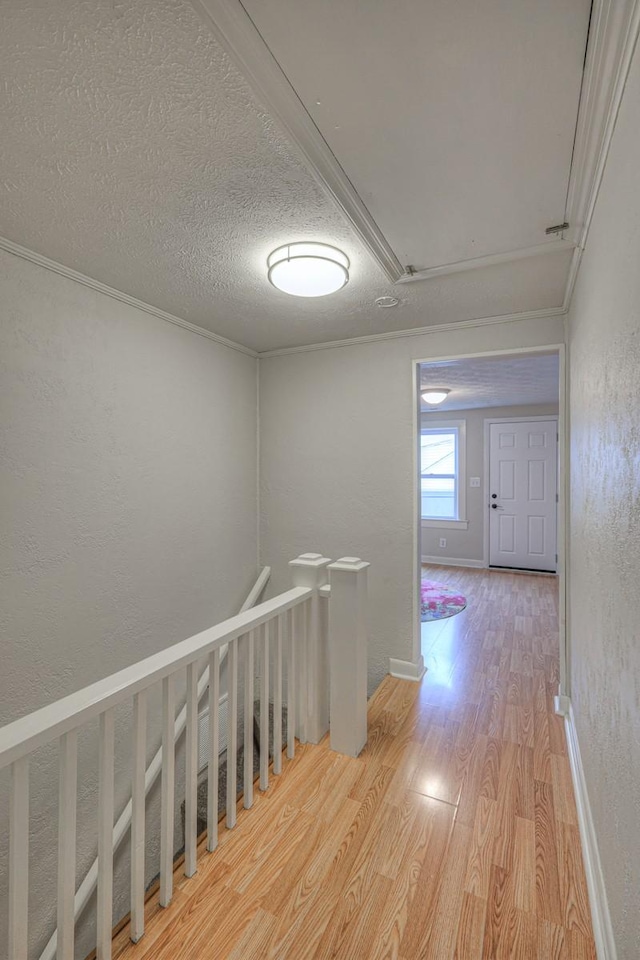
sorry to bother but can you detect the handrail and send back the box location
[37,567,272,960]
[0,585,309,771]
[3,551,370,960]
[238,566,272,616]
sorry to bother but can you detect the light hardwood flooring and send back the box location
[112,567,595,959]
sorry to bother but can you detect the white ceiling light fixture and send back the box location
[267,242,349,297]
[422,388,450,405]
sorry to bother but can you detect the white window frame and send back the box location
[420,418,468,529]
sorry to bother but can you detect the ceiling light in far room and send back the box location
[267,242,349,297]
[421,388,450,405]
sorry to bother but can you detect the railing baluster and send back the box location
[8,757,29,960]
[287,608,296,760]
[273,615,283,775]
[207,648,220,852]
[304,599,317,740]
[57,730,78,960]
[131,690,147,942]
[97,710,115,960]
[299,601,309,745]
[185,662,198,878]
[0,571,334,960]
[226,637,238,829]
[260,622,270,790]
[243,631,255,809]
[159,675,175,907]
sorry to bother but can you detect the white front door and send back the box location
[489,420,558,572]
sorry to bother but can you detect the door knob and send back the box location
[491,493,497,499]
[491,503,497,509]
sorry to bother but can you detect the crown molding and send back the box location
[257,307,566,359]
[397,239,575,284]
[0,236,258,358]
[562,246,584,314]
[190,0,404,284]
[0,236,566,360]
[563,0,640,311]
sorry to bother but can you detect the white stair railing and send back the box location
[0,552,370,960]
[37,566,272,960]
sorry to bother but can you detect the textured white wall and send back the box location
[421,403,559,563]
[0,249,258,957]
[259,314,565,693]
[567,38,640,959]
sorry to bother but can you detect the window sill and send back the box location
[421,518,469,530]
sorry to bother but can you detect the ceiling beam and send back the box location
[192,0,637,308]
[190,0,405,283]
[188,1,587,291]
[396,240,575,285]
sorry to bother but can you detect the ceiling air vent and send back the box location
[375,296,399,308]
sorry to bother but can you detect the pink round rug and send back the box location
[421,579,467,622]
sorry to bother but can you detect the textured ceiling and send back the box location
[419,353,560,411]
[243,0,590,269]
[0,1,578,351]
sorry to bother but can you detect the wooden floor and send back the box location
[113,567,595,959]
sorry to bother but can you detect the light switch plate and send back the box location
[470,477,481,487]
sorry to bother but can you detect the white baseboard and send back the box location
[421,555,484,569]
[389,656,426,682]
[557,698,617,960]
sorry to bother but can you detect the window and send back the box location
[421,428,457,519]
[420,420,466,525]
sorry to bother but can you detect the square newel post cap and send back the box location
[327,557,370,573]
[290,553,332,588]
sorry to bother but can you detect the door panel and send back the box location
[499,460,516,500]
[489,420,557,571]
[528,515,545,555]
[528,460,545,500]
[499,514,516,553]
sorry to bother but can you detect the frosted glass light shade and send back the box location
[422,389,450,405]
[267,242,349,297]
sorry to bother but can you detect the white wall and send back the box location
[259,314,564,693]
[421,403,559,563]
[0,249,258,957]
[567,35,640,959]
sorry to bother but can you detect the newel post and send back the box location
[289,553,332,744]
[327,557,370,758]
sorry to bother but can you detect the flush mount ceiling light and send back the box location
[421,388,450,405]
[267,242,349,297]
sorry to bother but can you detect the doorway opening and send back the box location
[412,345,566,696]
